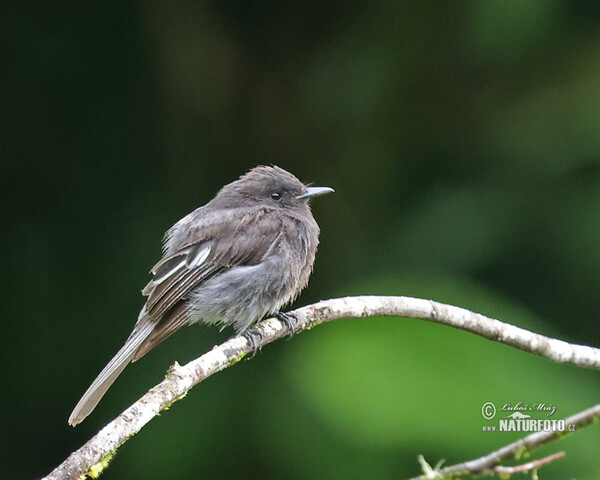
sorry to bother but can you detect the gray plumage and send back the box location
[68,165,332,426]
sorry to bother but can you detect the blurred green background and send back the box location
[4,1,600,479]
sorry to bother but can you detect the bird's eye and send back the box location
[271,192,281,201]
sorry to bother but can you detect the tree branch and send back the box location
[411,403,600,479]
[43,295,600,480]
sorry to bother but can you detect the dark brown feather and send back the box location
[132,209,284,360]
[145,264,214,316]
[132,302,189,362]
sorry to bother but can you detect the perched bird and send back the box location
[68,165,333,426]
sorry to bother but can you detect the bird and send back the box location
[68,165,333,426]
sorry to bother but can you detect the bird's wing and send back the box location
[131,208,282,360]
[69,209,283,425]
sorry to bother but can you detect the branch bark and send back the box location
[43,295,600,480]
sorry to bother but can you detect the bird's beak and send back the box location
[297,186,334,200]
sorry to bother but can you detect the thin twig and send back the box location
[43,296,600,480]
[493,451,565,474]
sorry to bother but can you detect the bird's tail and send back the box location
[68,317,155,426]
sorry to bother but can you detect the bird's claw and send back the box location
[275,311,298,337]
[241,328,264,358]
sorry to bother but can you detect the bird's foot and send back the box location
[241,328,264,358]
[275,311,298,338]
